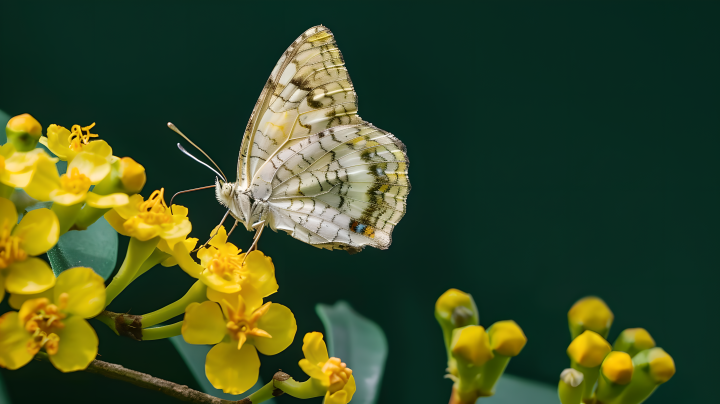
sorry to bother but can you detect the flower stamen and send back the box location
[22,298,66,355]
[59,167,92,194]
[68,123,99,151]
[0,219,27,269]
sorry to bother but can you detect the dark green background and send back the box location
[1,1,717,403]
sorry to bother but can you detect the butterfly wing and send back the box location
[252,123,409,251]
[237,25,361,189]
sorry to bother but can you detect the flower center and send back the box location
[224,301,273,346]
[60,167,92,194]
[207,250,243,280]
[136,189,172,225]
[0,219,27,269]
[320,357,353,393]
[68,123,99,152]
[22,295,69,355]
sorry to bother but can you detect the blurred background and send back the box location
[1,1,717,403]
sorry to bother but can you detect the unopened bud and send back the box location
[558,368,584,404]
[567,330,612,368]
[568,296,614,339]
[6,113,42,151]
[119,157,146,194]
[613,328,656,358]
[596,351,634,403]
[451,325,493,368]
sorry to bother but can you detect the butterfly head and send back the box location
[215,177,253,228]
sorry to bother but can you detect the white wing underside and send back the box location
[236,26,409,251]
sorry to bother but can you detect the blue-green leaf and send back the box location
[0,371,11,404]
[0,109,9,143]
[316,300,388,404]
[484,374,557,403]
[46,216,118,279]
[169,335,275,403]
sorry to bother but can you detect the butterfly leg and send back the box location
[192,209,230,252]
[241,222,266,263]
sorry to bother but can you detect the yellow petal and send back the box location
[125,220,162,241]
[49,316,98,372]
[254,303,296,356]
[114,194,143,219]
[299,358,328,382]
[8,288,54,310]
[173,241,204,278]
[206,342,260,395]
[241,250,278,298]
[208,225,229,248]
[171,204,188,218]
[182,301,226,345]
[21,156,62,201]
[15,208,60,255]
[49,190,87,206]
[160,218,192,241]
[83,140,113,159]
[302,332,329,365]
[0,273,5,303]
[46,124,73,160]
[0,311,34,370]
[0,197,18,225]
[200,272,242,294]
[104,209,130,236]
[54,267,106,318]
[5,258,56,294]
[85,192,129,208]
[325,375,356,404]
[69,152,111,184]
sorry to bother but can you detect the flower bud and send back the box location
[6,114,42,151]
[558,368,584,404]
[567,330,612,400]
[436,288,479,328]
[568,296,614,339]
[567,330,612,368]
[450,325,493,368]
[477,320,527,396]
[596,351,634,404]
[613,328,655,358]
[119,157,146,194]
[614,348,675,404]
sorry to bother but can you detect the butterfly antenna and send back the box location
[167,122,227,181]
[169,185,215,213]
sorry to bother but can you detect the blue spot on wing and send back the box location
[355,224,367,234]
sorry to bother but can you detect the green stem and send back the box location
[52,202,83,235]
[105,236,159,306]
[132,248,171,282]
[273,377,324,399]
[141,280,207,328]
[142,322,183,341]
[243,380,277,403]
[74,206,111,230]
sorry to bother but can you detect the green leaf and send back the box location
[169,336,275,403]
[0,371,10,404]
[316,300,388,404]
[0,109,9,143]
[46,216,118,279]
[482,374,557,403]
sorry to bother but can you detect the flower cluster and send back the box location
[558,297,676,404]
[435,288,527,404]
[0,113,357,404]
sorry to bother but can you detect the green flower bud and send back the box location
[613,328,656,358]
[613,348,675,404]
[477,320,527,396]
[568,296,614,340]
[567,330,612,400]
[6,113,42,151]
[558,368,585,404]
[596,351,634,403]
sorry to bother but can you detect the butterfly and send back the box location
[212,25,410,252]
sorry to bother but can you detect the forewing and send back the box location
[259,123,409,251]
[238,25,360,188]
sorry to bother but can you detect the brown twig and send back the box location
[34,352,237,404]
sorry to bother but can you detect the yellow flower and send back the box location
[0,267,104,372]
[118,157,146,194]
[0,197,59,303]
[105,188,191,246]
[24,151,127,207]
[0,143,59,196]
[298,332,356,404]
[41,123,112,162]
[173,225,278,296]
[181,294,296,394]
